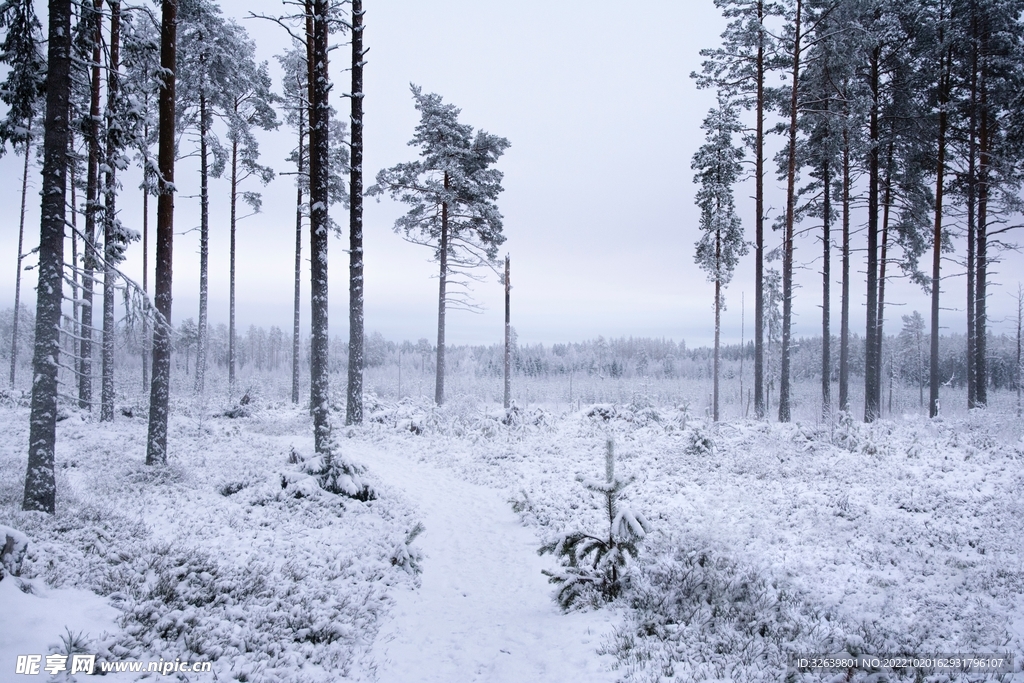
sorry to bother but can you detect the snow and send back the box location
[2,389,1024,682]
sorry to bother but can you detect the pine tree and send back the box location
[23,0,72,512]
[345,0,365,425]
[146,0,179,466]
[369,85,510,405]
[693,96,748,422]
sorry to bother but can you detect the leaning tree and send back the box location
[369,85,510,406]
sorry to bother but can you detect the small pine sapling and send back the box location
[539,439,650,609]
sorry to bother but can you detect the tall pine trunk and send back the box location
[291,113,304,404]
[9,133,31,387]
[100,0,121,422]
[504,255,511,410]
[875,137,895,417]
[929,45,949,419]
[146,0,177,465]
[753,0,767,420]
[821,158,831,418]
[435,174,449,405]
[196,87,210,394]
[345,0,364,424]
[79,0,103,410]
[975,61,989,407]
[839,124,851,413]
[713,230,722,422]
[778,0,801,424]
[864,47,881,423]
[23,0,71,513]
[308,0,332,455]
[228,135,238,394]
[141,123,150,389]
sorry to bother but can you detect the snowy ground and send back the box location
[3,388,1024,682]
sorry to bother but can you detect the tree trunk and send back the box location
[142,123,149,390]
[821,157,831,419]
[435,176,449,406]
[875,139,894,418]
[778,0,801,424]
[346,0,364,425]
[504,254,511,410]
[929,48,949,419]
[228,135,238,394]
[976,72,989,407]
[839,123,851,413]
[864,46,880,423]
[196,86,210,395]
[146,0,178,466]
[79,0,103,411]
[291,112,304,404]
[753,0,766,420]
[100,0,121,422]
[23,0,71,513]
[713,243,721,422]
[308,0,332,455]
[9,132,31,388]
[966,9,979,409]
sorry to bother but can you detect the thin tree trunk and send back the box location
[79,0,103,410]
[504,254,511,410]
[100,0,121,422]
[839,123,851,412]
[229,135,238,394]
[821,158,831,418]
[196,86,210,394]
[864,46,880,423]
[146,0,178,466]
[966,6,979,408]
[346,0,364,424]
[9,133,31,388]
[929,46,949,419]
[976,70,989,407]
[23,0,72,513]
[779,0,801,424]
[308,0,333,455]
[291,114,304,404]
[875,136,895,417]
[141,122,149,390]
[435,175,449,406]
[753,0,766,420]
[714,234,721,422]
[1017,287,1022,417]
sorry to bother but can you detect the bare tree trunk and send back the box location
[976,74,989,407]
[821,158,831,419]
[346,0,365,425]
[435,177,449,406]
[966,10,979,409]
[504,254,511,410]
[146,0,177,465]
[779,0,801,424]
[1017,286,1022,417]
[79,0,103,410]
[308,0,333,455]
[196,87,210,394]
[753,0,766,420]
[228,135,238,394]
[929,45,949,419]
[100,0,121,422]
[875,136,895,417]
[23,0,71,513]
[291,115,304,404]
[9,133,31,388]
[142,124,149,389]
[864,47,880,423]
[839,124,851,412]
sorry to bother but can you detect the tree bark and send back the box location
[435,175,449,406]
[146,0,178,466]
[504,254,511,410]
[345,0,364,424]
[291,111,304,404]
[228,133,238,394]
[100,0,121,422]
[79,0,103,411]
[779,0,801,424]
[864,46,881,423]
[142,123,149,390]
[821,158,831,418]
[308,0,332,454]
[839,123,851,412]
[975,66,989,407]
[23,0,71,513]
[875,136,894,418]
[714,230,721,422]
[753,0,766,420]
[196,85,210,394]
[929,46,949,419]
[9,132,30,388]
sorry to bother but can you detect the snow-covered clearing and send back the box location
[3,389,1024,682]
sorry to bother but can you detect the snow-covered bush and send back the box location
[539,439,651,609]
[684,422,715,455]
[389,523,425,573]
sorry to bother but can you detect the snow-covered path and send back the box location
[361,445,619,683]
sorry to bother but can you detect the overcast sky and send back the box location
[1,0,1022,348]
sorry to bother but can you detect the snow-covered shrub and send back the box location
[0,524,29,579]
[684,422,715,456]
[539,439,651,609]
[389,522,425,573]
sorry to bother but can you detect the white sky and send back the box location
[1,0,1022,348]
